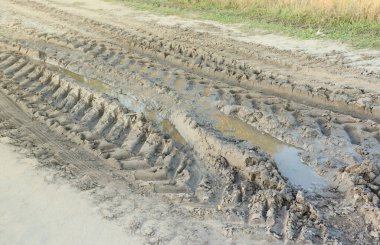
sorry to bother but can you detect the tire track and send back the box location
[0,50,344,243]
[9,0,379,121]
[1,1,379,242]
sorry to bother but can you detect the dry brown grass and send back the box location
[186,0,380,21]
[120,0,380,48]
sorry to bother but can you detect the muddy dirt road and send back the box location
[0,0,379,244]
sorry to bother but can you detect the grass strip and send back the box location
[109,0,380,49]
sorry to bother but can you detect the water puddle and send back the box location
[53,63,327,191]
[211,112,283,154]
[148,69,158,78]
[138,65,147,73]
[161,119,187,145]
[118,58,125,65]
[203,85,210,97]
[162,72,170,81]
[54,63,326,191]
[117,94,146,113]
[273,147,327,191]
[117,94,186,145]
[174,78,184,92]
[57,67,111,92]
[211,112,327,191]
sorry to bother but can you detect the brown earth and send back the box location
[0,0,379,244]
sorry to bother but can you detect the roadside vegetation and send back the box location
[115,0,380,48]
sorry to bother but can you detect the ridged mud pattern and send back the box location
[0,53,205,197]
[0,74,267,245]
[3,23,379,167]
[0,51,341,243]
[1,0,380,243]
[1,3,378,172]
[9,0,380,122]
[1,2,379,182]
[5,30,379,181]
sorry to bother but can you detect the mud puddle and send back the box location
[118,89,326,191]
[53,66,111,92]
[52,65,187,146]
[117,93,187,145]
[211,112,327,191]
[50,64,326,191]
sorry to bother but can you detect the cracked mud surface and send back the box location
[0,0,379,244]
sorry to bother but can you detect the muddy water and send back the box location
[58,67,111,92]
[54,66,187,145]
[211,112,327,191]
[161,119,187,145]
[117,94,187,145]
[203,85,210,97]
[119,90,326,191]
[52,65,326,191]
[211,112,283,154]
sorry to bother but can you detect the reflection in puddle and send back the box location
[203,85,210,97]
[118,58,125,65]
[139,65,147,73]
[118,92,326,191]
[117,94,186,146]
[59,67,111,92]
[273,147,327,191]
[174,79,184,92]
[163,72,170,81]
[117,94,145,113]
[149,69,158,78]
[49,65,324,191]
[211,112,327,191]
[85,78,111,92]
[211,112,284,154]
[161,119,186,145]
[61,68,84,83]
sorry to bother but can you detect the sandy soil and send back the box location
[0,0,379,244]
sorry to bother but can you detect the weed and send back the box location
[113,0,380,48]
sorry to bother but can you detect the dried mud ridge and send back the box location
[0,0,379,243]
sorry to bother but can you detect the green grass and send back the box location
[107,0,380,49]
